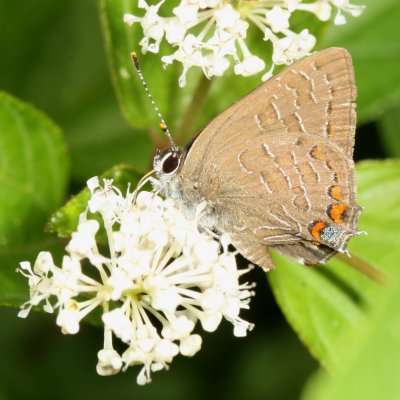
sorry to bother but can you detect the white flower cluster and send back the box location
[17,177,254,385]
[124,0,364,86]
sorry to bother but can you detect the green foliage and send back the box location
[322,0,400,124]
[302,269,400,400]
[0,92,68,246]
[0,92,68,306]
[0,0,152,183]
[378,106,400,157]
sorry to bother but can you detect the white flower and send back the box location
[97,348,123,376]
[102,307,133,344]
[97,326,123,375]
[124,0,365,85]
[18,176,254,385]
[162,34,205,87]
[179,334,202,356]
[295,1,333,21]
[66,220,99,258]
[204,53,230,78]
[213,4,241,30]
[268,28,317,66]
[161,315,195,340]
[234,54,266,77]
[173,2,199,25]
[164,20,187,44]
[124,0,166,53]
[56,304,81,334]
[266,6,291,33]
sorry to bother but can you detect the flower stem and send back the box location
[175,74,213,146]
[336,252,390,285]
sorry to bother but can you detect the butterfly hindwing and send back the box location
[179,48,360,266]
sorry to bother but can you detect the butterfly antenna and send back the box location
[130,52,177,150]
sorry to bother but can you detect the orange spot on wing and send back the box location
[329,185,343,201]
[309,221,327,241]
[328,204,348,224]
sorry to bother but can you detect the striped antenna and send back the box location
[130,52,177,150]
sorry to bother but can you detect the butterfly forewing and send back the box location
[179,48,361,268]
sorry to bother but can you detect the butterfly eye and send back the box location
[161,152,181,174]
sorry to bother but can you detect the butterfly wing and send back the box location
[179,47,361,268]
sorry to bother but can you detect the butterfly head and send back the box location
[154,146,183,176]
[153,146,185,199]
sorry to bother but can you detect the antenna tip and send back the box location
[160,123,167,132]
[131,52,140,68]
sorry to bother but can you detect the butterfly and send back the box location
[151,47,362,270]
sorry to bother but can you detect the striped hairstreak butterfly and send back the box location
[147,47,362,270]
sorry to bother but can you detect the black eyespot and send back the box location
[162,153,180,174]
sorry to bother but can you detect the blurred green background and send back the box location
[1,0,400,399]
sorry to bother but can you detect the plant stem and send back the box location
[336,252,390,285]
[175,74,213,146]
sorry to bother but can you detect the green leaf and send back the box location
[0,92,68,307]
[377,105,400,157]
[322,0,400,124]
[0,0,149,182]
[48,164,142,238]
[268,160,400,373]
[100,0,329,145]
[301,274,400,400]
[0,92,69,247]
[66,111,152,181]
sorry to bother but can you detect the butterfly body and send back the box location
[154,48,362,270]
